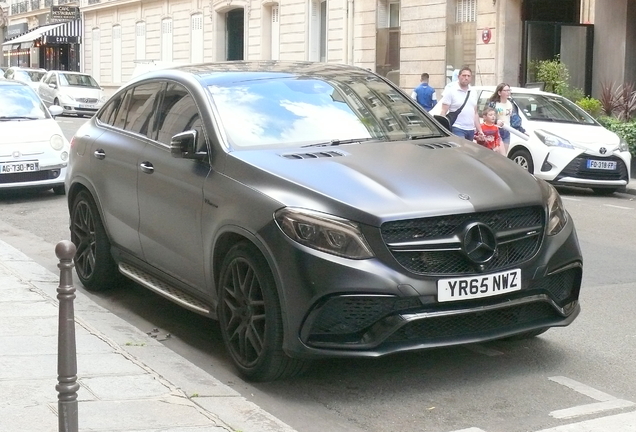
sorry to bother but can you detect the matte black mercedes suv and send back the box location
[66,62,583,381]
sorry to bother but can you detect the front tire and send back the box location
[218,241,309,381]
[70,190,119,291]
[509,148,534,173]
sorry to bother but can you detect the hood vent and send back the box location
[281,150,345,160]
[417,142,458,150]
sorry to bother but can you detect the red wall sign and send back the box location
[482,28,492,44]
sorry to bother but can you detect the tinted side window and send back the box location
[124,82,163,137]
[97,92,124,126]
[112,90,133,129]
[156,83,204,149]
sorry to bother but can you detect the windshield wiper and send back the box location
[302,137,376,148]
[408,133,446,140]
[0,116,39,121]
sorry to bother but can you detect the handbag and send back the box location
[446,90,471,127]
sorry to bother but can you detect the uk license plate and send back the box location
[587,159,617,170]
[437,268,521,302]
[0,161,40,174]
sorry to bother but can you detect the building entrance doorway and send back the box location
[226,9,244,60]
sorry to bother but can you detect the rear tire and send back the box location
[509,148,534,173]
[70,190,119,291]
[218,241,309,381]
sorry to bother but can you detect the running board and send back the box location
[118,262,211,315]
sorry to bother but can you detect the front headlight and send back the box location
[275,208,374,259]
[50,134,65,151]
[546,183,568,236]
[618,138,629,152]
[535,129,575,149]
[99,93,107,103]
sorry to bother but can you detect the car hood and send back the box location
[527,121,621,151]
[226,138,546,226]
[0,119,65,148]
[59,86,103,99]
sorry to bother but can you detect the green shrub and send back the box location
[598,116,636,157]
[536,56,569,94]
[576,97,602,118]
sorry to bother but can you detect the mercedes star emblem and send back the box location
[461,222,498,264]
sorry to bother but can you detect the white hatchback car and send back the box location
[433,86,632,195]
[0,80,69,194]
[38,70,106,117]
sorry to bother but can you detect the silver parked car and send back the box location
[66,62,583,381]
[38,70,106,117]
[3,67,47,91]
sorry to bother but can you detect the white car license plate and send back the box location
[437,268,521,302]
[587,159,617,170]
[79,104,95,109]
[0,161,40,174]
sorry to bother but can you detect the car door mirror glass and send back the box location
[170,130,203,159]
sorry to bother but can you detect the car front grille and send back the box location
[76,98,98,103]
[381,206,544,275]
[0,169,62,184]
[385,302,558,343]
[557,155,628,182]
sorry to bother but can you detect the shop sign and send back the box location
[44,35,79,44]
[6,23,28,40]
[50,5,80,23]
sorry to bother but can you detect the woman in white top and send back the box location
[487,83,513,152]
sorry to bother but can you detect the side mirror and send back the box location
[169,130,205,160]
[48,83,57,89]
[49,105,64,117]
[433,114,451,131]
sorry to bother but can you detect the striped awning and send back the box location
[2,20,82,47]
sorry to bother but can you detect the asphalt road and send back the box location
[1,115,635,432]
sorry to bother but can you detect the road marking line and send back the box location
[537,410,636,431]
[548,376,635,419]
[445,428,487,432]
[549,376,617,401]
[465,344,504,356]
[603,204,633,210]
[550,399,635,419]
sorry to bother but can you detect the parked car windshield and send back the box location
[207,76,443,148]
[0,85,50,120]
[513,93,598,125]
[16,70,46,82]
[59,73,100,88]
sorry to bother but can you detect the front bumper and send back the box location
[61,101,103,116]
[0,165,67,190]
[262,208,582,359]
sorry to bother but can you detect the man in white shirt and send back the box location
[439,66,484,141]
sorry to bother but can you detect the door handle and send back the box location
[93,149,106,160]
[139,161,154,174]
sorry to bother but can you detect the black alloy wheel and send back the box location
[218,242,308,381]
[509,148,534,173]
[70,191,119,291]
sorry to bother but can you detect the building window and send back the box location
[91,27,100,83]
[261,4,280,60]
[376,0,400,83]
[309,0,326,62]
[135,21,146,61]
[191,14,204,63]
[161,18,173,62]
[446,0,476,84]
[112,25,122,84]
[456,0,476,23]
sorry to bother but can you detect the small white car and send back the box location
[3,67,47,92]
[38,70,106,117]
[0,80,69,194]
[432,86,632,195]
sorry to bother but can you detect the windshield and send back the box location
[207,75,443,148]
[59,73,100,88]
[513,93,598,125]
[0,85,50,120]
[16,70,46,82]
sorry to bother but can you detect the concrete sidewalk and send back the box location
[0,239,298,432]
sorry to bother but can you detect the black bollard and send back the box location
[55,240,79,432]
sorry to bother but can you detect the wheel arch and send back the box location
[67,178,111,238]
